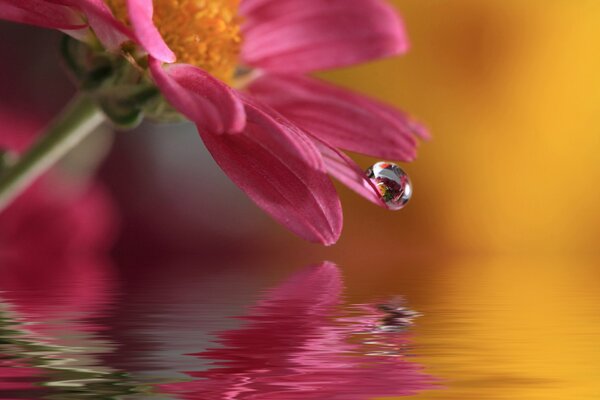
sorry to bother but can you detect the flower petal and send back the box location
[248,74,428,161]
[55,0,147,53]
[0,0,85,30]
[127,0,175,62]
[149,58,246,134]
[240,0,409,73]
[197,98,343,245]
[73,0,132,50]
[314,139,387,208]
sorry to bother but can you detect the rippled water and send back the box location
[1,257,599,399]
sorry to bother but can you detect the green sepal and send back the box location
[61,36,115,90]
[60,34,188,129]
[96,85,160,129]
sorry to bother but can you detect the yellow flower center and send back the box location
[105,0,242,83]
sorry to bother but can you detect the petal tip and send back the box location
[159,52,177,64]
[417,126,432,141]
[127,0,176,63]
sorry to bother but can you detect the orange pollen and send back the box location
[105,0,242,83]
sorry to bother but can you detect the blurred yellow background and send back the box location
[309,0,600,258]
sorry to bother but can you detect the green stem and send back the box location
[0,94,105,211]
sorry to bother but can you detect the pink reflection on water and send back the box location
[161,263,436,399]
[0,171,119,397]
[0,174,118,328]
[0,358,41,395]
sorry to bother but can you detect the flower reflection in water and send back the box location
[0,252,142,399]
[0,173,141,398]
[0,302,133,399]
[161,262,436,399]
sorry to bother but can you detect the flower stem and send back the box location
[0,94,105,211]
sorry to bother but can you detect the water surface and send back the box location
[1,256,599,399]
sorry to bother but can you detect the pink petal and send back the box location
[197,98,343,245]
[73,0,132,50]
[315,139,387,208]
[149,58,246,134]
[127,0,175,62]
[248,74,429,161]
[240,0,409,73]
[0,0,85,30]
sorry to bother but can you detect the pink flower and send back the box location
[0,0,427,245]
[159,263,436,399]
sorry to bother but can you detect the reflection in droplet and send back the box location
[366,162,412,210]
[160,262,437,399]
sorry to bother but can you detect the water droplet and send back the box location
[366,162,412,210]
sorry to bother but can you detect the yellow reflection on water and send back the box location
[358,257,600,399]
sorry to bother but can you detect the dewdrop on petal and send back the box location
[366,162,412,210]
